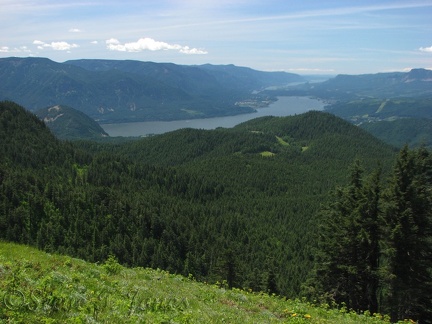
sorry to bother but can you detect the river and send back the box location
[101,96,325,137]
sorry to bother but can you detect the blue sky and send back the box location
[1,0,431,74]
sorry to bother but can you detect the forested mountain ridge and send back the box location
[360,117,432,148]
[314,68,432,98]
[103,111,396,168]
[266,68,432,100]
[0,57,302,123]
[34,105,109,140]
[0,101,76,168]
[1,100,400,303]
[65,59,303,93]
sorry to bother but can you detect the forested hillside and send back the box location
[322,98,432,149]
[2,101,431,322]
[360,118,432,148]
[0,101,399,301]
[35,105,109,140]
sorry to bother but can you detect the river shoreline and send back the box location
[101,96,325,137]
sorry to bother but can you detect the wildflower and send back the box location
[291,313,297,317]
[304,314,311,319]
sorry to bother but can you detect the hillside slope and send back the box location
[0,101,396,299]
[35,105,109,140]
[0,241,402,323]
[360,118,432,148]
[113,111,396,167]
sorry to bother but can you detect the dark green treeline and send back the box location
[307,147,432,323]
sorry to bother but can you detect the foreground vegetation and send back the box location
[0,241,407,323]
[307,147,432,323]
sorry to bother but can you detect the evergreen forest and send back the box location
[1,100,431,323]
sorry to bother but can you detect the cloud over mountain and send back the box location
[106,37,207,55]
[33,40,79,51]
[0,45,31,53]
[419,46,432,53]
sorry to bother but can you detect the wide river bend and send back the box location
[101,96,325,137]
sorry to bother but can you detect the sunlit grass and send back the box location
[276,136,289,146]
[260,151,276,157]
[0,241,404,323]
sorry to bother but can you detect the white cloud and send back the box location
[0,45,31,53]
[106,37,207,54]
[419,46,432,53]
[69,28,82,33]
[33,40,79,51]
[180,46,208,54]
[91,41,98,44]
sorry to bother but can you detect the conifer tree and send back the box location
[381,146,432,323]
[357,166,381,314]
[308,160,383,313]
[311,149,432,321]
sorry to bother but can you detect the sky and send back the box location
[0,0,431,75]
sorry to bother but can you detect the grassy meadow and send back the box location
[0,241,408,323]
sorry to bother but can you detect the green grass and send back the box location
[0,241,403,323]
[375,99,389,114]
[276,136,289,146]
[260,151,276,157]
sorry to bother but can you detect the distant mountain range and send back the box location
[265,68,432,99]
[2,57,431,147]
[314,68,432,98]
[0,57,303,123]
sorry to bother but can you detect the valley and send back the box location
[101,96,325,137]
[1,0,431,322]
[0,59,431,323]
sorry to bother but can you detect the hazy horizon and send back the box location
[1,0,431,75]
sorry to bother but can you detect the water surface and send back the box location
[102,96,324,137]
